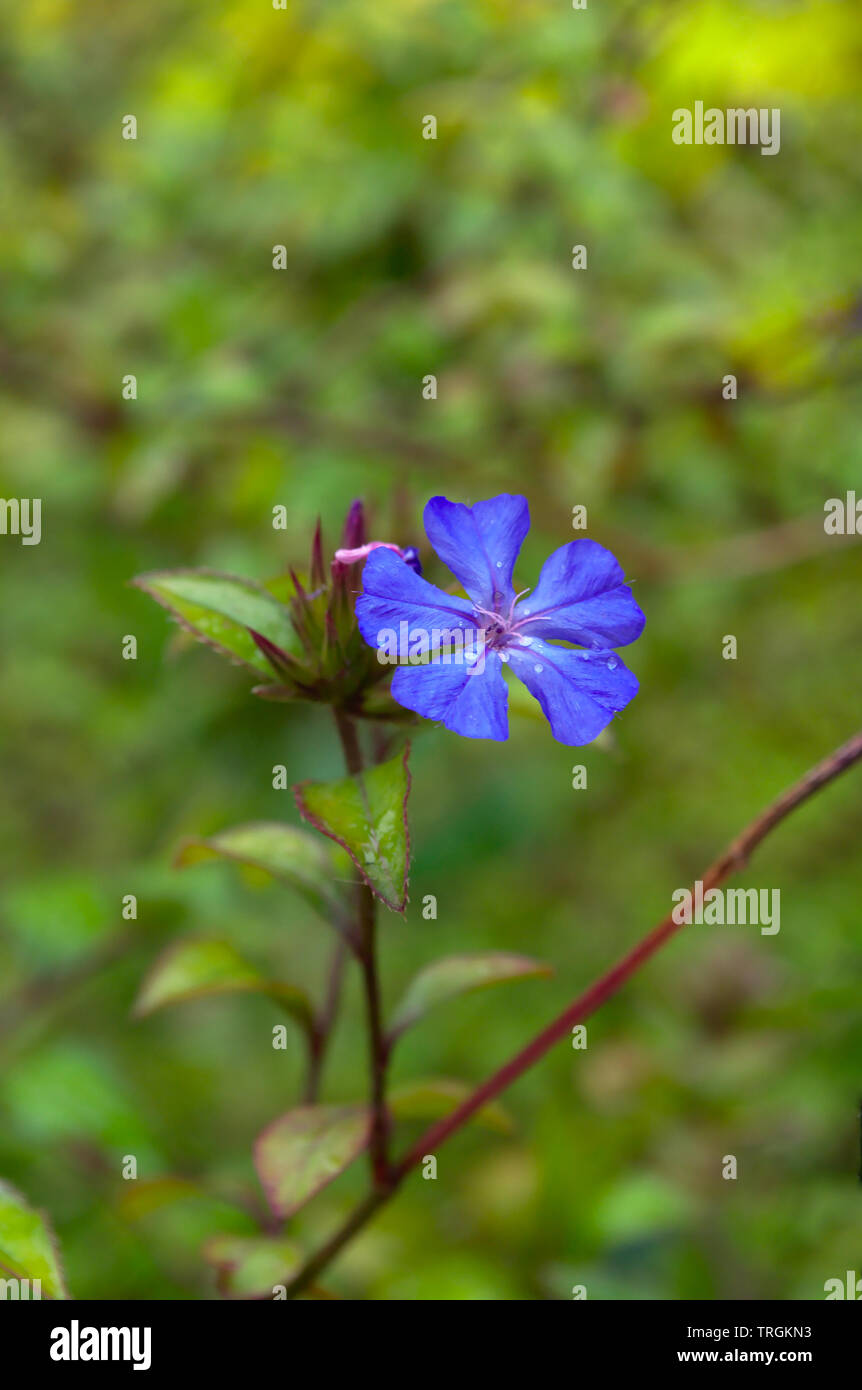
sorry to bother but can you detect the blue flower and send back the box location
[355,494,645,745]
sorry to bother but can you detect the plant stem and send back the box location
[283,726,862,1298]
[304,940,348,1104]
[356,883,390,1185]
[283,1186,393,1294]
[332,708,391,1186]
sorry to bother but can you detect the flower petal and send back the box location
[390,653,509,741]
[507,639,638,746]
[356,547,477,655]
[424,495,530,611]
[515,539,645,648]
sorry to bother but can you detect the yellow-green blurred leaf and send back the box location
[174,821,350,924]
[390,1079,513,1135]
[389,952,551,1040]
[133,937,313,1033]
[203,1233,303,1299]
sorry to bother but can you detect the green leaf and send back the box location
[294,746,411,912]
[174,821,351,925]
[132,568,299,676]
[116,1176,202,1222]
[389,952,552,1040]
[133,937,313,1033]
[255,1105,370,1219]
[389,1079,512,1134]
[203,1234,303,1299]
[0,1179,69,1299]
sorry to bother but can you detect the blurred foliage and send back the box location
[1,0,861,1300]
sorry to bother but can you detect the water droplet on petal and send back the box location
[521,636,532,646]
[495,560,503,568]
[534,664,543,673]
[607,657,618,670]
[500,651,510,663]
[521,607,531,615]
[579,650,590,660]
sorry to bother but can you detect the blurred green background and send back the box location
[2,0,862,1300]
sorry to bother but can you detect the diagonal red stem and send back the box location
[283,727,862,1298]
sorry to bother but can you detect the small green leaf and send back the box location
[174,821,350,925]
[294,746,411,912]
[116,1176,202,1222]
[0,1179,69,1299]
[132,568,299,676]
[389,952,551,1040]
[203,1234,303,1299]
[255,1105,370,1219]
[389,1079,512,1134]
[133,937,313,1033]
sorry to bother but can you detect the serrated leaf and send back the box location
[133,937,313,1033]
[132,568,299,676]
[294,746,411,912]
[0,1179,68,1299]
[255,1105,370,1220]
[203,1234,303,1299]
[174,822,350,925]
[389,1079,512,1134]
[389,952,551,1040]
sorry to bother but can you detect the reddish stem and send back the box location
[332,708,391,1186]
[283,727,862,1298]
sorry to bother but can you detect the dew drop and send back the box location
[607,657,618,670]
[495,560,503,568]
[534,664,543,673]
[521,636,533,646]
[500,651,510,663]
[579,650,590,660]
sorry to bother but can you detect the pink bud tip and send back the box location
[333,541,403,565]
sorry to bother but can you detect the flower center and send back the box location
[471,604,509,649]
[472,589,533,656]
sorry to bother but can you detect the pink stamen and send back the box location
[508,587,531,624]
